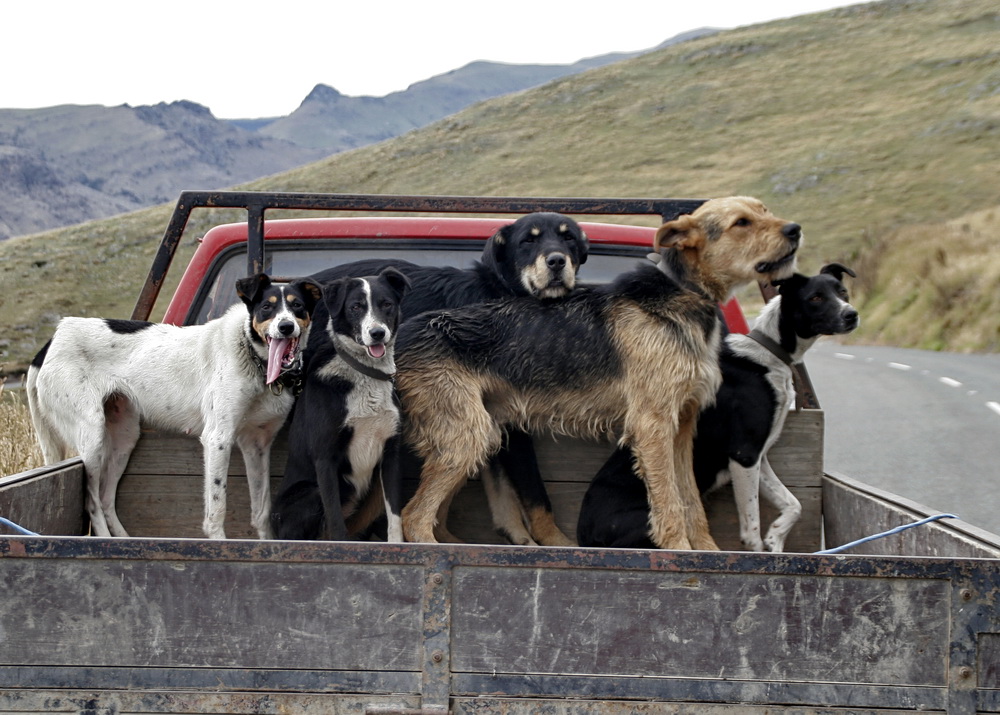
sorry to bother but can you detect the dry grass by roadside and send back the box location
[851,204,1000,352]
[0,380,42,476]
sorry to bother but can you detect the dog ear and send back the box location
[773,273,806,293]
[235,273,272,308]
[654,215,703,253]
[820,263,857,281]
[292,279,323,314]
[378,267,412,301]
[323,277,350,318]
[481,224,511,276]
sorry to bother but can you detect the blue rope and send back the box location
[0,517,38,536]
[815,513,958,555]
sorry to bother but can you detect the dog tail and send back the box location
[25,341,69,464]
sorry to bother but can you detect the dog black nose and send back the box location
[844,308,859,327]
[546,253,567,271]
[277,321,296,337]
[782,223,802,241]
[370,327,386,343]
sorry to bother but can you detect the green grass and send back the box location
[2,0,999,374]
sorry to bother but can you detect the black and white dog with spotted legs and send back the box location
[577,264,859,552]
[26,274,322,539]
[271,267,411,541]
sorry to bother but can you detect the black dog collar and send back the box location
[338,348,395,382]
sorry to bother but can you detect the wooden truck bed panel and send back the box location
[5,410,823,551]
[0,538,997,713]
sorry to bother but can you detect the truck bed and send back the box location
[2,413,999,714]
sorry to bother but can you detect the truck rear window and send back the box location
[191,242,648,324]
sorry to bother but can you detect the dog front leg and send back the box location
[380,435,404,543]
[629,432,691,551]
[237,425,281,540]
[674,409,720,551]
[201,426,236,539]
[402,453,478,544]
[729,460,765,552]
[315,457,348,541]
[758,456,801,553]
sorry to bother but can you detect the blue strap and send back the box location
[815,513,958,554]
[0,517,39,536]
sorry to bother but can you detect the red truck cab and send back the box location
[164,216,749,332]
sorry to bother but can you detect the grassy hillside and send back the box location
[2,0,999,374]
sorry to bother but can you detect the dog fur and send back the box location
[271,268,410,541]
[309,212,589,546]
[577,264,858,551]
[26,274,321,539]
[395,197,801,550]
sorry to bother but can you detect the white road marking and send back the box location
[888,362,912,371]
[833,352,855,360]
[939,377,962,388]
[987,402,1000,417]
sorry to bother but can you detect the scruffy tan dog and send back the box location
[394,197,801,550]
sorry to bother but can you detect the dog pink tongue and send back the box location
[368,344,386,359]
[266,339,288,384]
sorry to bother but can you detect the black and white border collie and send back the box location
[25,274,322,539]
[577,264,858,552]
[271,267,410,541]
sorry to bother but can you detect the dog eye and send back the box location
[733,218,751,227]
[810,295,825,303]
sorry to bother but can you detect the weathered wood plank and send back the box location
[0,460,86,536]
[0,559,424,671]
[822,472,1000,558]
[451,698,942,715]
[0,691,420,715]
[450,565,950,686]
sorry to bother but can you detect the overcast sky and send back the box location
[4,0,864,119]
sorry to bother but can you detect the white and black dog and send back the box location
[26,274,322,539]
[577,263,858,552]
[271,267,410,541]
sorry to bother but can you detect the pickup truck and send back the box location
[1,191,999,715]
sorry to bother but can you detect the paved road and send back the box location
[803,341,1000,536]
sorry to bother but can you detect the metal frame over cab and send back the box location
[1,191,998,714]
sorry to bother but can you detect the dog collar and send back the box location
[338,348,395,382]
[747,329,796,366]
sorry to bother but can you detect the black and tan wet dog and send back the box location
[395,197,801,550]
[271,267,410,541]
[26,274,322,539]
[578,264,858,552]
[309,212,589,546]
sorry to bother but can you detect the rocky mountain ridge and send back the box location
[0,29,715,240]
